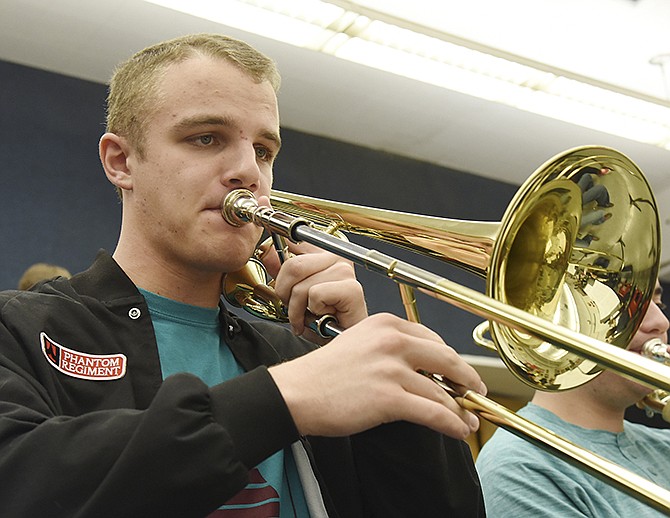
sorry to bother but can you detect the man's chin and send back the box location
[627,382,656,404]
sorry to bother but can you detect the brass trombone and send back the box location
[264,146,669,392]
[221,146,670,512]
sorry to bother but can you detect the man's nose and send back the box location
[642,300,670,337]
[219,143,261,191]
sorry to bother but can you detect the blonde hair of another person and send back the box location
[18,263,71,290]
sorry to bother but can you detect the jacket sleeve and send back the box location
[0,333,298,518]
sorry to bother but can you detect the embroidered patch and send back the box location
[40,332,127,381]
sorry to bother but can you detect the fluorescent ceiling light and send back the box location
[145,0,670,151]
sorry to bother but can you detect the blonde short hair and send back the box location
[18,263,72,290]
[106,33,281,157]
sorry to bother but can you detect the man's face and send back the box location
[122,55,280,275]
[597,282,669,402]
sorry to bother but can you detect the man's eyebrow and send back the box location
[173,115,234,131]
[262,130,282,151]
[172,115,281,149]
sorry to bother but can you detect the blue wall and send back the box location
[1,60,119,284]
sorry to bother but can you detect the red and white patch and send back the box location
[41,332,127,381]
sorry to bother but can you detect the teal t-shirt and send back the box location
[140,289,309,516]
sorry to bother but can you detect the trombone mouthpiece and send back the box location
[221,189,258,227]
[641,338,670,365]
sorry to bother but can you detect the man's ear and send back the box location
[99,133,134,192]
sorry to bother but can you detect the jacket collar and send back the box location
[73,250,288,370]
[69,250,144,306]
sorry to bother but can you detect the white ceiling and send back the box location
[2,0,670,276]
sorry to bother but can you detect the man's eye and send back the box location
[255,146,272,161]
[657,301,667,311]
[189,134,215,146]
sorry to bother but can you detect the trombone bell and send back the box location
[269,146,661,391]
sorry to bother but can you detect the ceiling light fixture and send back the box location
[145,0,670,150]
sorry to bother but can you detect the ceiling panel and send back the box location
[1,0,669,277]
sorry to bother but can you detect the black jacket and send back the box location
[0,251,485,517]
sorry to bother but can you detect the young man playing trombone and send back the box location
[476,281,670,516]
[0,33,487,516]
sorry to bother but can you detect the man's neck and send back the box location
[531,389,627,433]
[112,244,223,308]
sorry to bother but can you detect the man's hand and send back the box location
[269,313,487,440]
[261,239,368,337]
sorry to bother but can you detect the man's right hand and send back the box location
[269,313,486,440]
